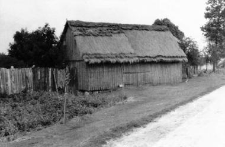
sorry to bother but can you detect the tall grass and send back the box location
[0,91,127,138]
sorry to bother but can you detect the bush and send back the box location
[0,91,127,138]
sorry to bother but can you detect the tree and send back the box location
[0,53,26,68]
[201,47,211,71]
[8,24,64,67]
[153,18,201,66]
[180,37,200,66]
[153,18,185,41]
[201,0,225,72]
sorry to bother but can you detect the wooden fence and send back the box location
[0,67,66,95]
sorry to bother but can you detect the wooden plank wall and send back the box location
[68,61,88,91]
[0,68,66,95]
[123,62,182,86]
[78,62,182,91]
[65,28,81,61]
[86,63,123,91]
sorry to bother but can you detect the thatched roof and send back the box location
[65,20,187,63]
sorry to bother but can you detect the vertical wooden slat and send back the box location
[0,62,183,94]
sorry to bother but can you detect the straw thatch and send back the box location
[63,20,187,63]
[68,20,169,36]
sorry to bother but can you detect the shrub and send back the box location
[0,91,127,138]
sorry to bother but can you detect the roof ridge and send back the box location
[67,20,169,36]
[67,20,151,27]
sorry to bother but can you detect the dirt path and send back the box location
[105,86,225,147]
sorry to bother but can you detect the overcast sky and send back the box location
[0,0,207,54]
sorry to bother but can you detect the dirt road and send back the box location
[105,86,225,147]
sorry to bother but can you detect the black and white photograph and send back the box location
[0,0,225,146]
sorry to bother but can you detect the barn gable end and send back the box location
[64,27,82,61]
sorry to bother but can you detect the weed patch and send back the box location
[0,91,127,139]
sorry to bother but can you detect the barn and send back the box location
[60,20,187,92]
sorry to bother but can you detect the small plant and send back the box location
[0,91,127,139]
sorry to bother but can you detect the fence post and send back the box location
[63,88,67,124]
[7,68,11,95]
[63,67,70,124]
[49,68,52,92]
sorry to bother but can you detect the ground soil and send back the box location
[1,70,225,147]
[105,85,225,147]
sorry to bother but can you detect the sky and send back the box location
[0,0,207,54]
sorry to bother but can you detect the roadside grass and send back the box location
[84,70,225,147]
[2,69,225,147]
[0,90,127,141]
[87,87,220,147]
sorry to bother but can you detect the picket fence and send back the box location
[0,67,67,95]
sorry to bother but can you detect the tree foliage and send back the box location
[201,0,225,71]
[8,24,64,67]
[202,47,211,64]
[201,0,225,44]
[0,53,26,68]
[153,18,184,41]
[153,18,200,66]
[180,37,200,66]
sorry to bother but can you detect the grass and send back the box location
[2,69,225,147]
[0,91,127,141]
[85,85,221,147]
[83,70,225,147]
